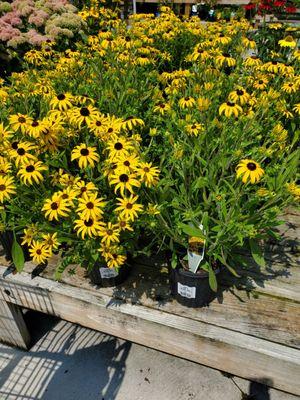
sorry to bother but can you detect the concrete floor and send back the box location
[0,311,298,400]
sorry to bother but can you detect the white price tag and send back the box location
[177,282,196,299]
[100,267,118,279]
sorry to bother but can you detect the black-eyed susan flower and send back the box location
[41,233,60,253]
[76,192,106,220]
[17,160,47,185]
[219,101,242,118]
[117,218,134,231]
[281,81,298,94]
[137,162,159,187]
[278,36,297,48]
[106,252,127,269]
[286,182,300,201]
[73,180,98,196]
[253,77,268,90]
[29,241,52,264]
[74,217,104,239]
[9,113,33,133]
[185,123,204,137]
[50,93,74,111]
[0,123,12,145]
[293,103,300,115]
[243,56,262,68]
[116,153,140,172]
[71,144,100,169]
[9,141,36,167]
[115,194,143,221]
[42,193,71,221]
[236,159,264,184]
[0,175,16,203]
[121,116,145,131]
[57,187,78,206]
[98,222,120,246]
[0,157,11,176]
[109,169,141,195]
[153,102,171,115]
[229,88,250,105]
[215,53,236,68]
[21,227,37,247]
[106,137,134,160]
[197,97,211,111]
[69,105,99,127]
[178,96,196,109]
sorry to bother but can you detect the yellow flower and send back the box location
[98,222,120,246]
[74,217,104,239]
[121,116,145,131]
[185,122,204,137]
[197,97,211,111]
[178,96,196,109]
[41,233,60,252]
[106,252,127,269]
[109,168,141,196]
[293,103,300,115]
[106,136,134,161]
[0,175,16,203]
[215,52,236,68]
[153,102,171,115]
[71,144,100,169]
[9,113,33,133]
[8,141,37,167]
[76,192,106,220]
[281,81,298,94]
[73,180,98,196]
[29,241,52,264]
[69,105,99,127]
[17,160,47,185]
[286,182,300,201]
[219,101,242,118]
[42,193,71,221]
[21,227,37,246]
[137,162,159,187]
[228,88,250,105]
[236,159,264,184]
[278,36,297,48]
[115,194,143,221]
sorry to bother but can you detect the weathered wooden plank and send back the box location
[0,298,30,350]
[0,270,299,395]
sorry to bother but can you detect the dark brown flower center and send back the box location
[258,80,264,84]
[143,167,150,172]
[119,174,129,183]
[80,107,90,117]
[57,94,66,100]
[271,61,278,65]
[84,219,94,227]
[61,194,69,199]
[247,162,257,171]
[0,184,6,191]
[236,89,244,95]
[107,229,113,235]
[51,202,59,210]
[114,142,123,150]
[96,121,102,126]
[12,141,19,150]
[124,161,130,167]
[18,117,26,123]
[80,148,89,156]
[36,249,42,255]
[227,101,235,107]
[26,165,35,172]
[126,203,133,209]
[184,97,190,101]
[108,128,113,133]
[86,202,94,209]
[17,148,26,156]
[32,121,39,127]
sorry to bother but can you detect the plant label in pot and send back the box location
[99,267,118,279]
[187,224,205,273]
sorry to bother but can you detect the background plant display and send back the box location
[0,0,86,76]
[0,6,299,286]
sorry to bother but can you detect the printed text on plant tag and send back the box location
[177,282,196,299]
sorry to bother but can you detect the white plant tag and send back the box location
[177,282,196,299]
[188,223,205,273]
[100,267,118,279]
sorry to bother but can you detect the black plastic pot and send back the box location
[89,262,131,287]
[0,230,30,263]
[170,266,219,308]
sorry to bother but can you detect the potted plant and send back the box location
[143,16,299,307]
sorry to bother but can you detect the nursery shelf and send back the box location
[0,209,299,395]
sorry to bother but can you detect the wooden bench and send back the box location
[0,210,299,395]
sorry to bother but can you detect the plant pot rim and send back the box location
[175,265,220,279]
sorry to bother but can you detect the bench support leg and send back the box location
[0,299,30,350]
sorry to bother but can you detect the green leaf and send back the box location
[171,252,177,269]
[249,239,265,268]
[178,223,205,239]
[12,239,25,273]
[208,266,218,292]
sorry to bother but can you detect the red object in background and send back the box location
[274,0,286,6]
[244,3,256,9]
[286,5,296,12]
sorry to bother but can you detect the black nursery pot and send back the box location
[170,266,219,308]
[89,262,131,287]
[0,230,30,263]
